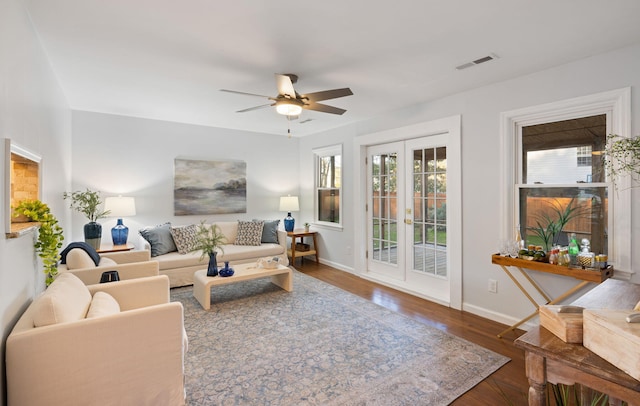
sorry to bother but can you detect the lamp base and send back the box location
[284,212,295,232]
[111,218,129,245]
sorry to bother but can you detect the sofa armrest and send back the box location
[6,301,185,406]
[101,249,151,263]
[277,229,289,266]
[63,260,159,285]
[88,275,170,311]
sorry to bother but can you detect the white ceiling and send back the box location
[25,0,640,137]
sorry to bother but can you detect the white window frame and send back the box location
[499,88,632,276]
[313,144,343,229]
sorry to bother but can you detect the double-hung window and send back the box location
[314,144,342,227]
[518,115,608,254]
[501,88,631,274]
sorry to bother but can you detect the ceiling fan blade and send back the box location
[275,74,296,98]
[220,89,271,98]
[236,103,274,113]
[302,88,353,102]
[304,101,347,115]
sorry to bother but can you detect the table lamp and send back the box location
[104,196,136,245]
[279,195,299,232]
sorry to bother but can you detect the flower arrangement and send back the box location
[604,134,640,190]
[190,220,226,260]
[63,189,110,222]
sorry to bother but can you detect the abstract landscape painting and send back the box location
[174,158,246,215]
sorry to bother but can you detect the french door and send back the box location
[367,135,452,303]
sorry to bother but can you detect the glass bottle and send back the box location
[568,233,579,266]
[577,238,595,269]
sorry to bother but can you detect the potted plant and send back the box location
[13,199,64,285]
[304,222,311,232]
[604,134,640,190]
[63,189,110,250]
[190,220,226,277]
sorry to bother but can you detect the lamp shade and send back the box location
[279,196,299,212]
[104,196,136,217]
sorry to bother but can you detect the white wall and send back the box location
[70,111,300,244]
[0,0,72,403]
[300,43,640,328]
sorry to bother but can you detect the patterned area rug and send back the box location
[171,269,509,405]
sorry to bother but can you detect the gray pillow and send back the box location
[139,222,177,257]
[254,219,280,244]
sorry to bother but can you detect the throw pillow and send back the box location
[234,220,264,246]
[33,273,92,327]
[86,291,121,318]
[66,249,98,270]
[171,224,199,255]
[253,219,280,244]
[139,222,177,257]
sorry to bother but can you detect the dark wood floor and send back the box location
[293,259,530,406]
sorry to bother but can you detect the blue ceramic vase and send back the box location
[219,261,234,277]
[207,252,219,277]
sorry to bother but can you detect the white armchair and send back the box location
[6,273,186,406]
[57,248,159,285]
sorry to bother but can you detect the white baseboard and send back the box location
[462,303,539,332]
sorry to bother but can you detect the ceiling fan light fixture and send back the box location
[276,101,302,116]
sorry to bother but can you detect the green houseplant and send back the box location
[526,197,586,252]
[63,189,110,250]
[13,199,64,285]
[190,220,226,277]
[604,134,640,190]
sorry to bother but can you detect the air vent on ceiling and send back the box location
[456,53,499,70]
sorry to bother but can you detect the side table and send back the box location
[96,243,135,254]
[287,230,319,264]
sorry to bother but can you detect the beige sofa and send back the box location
[138,221,289,287]
[56,249,159,285]
[6,273,186,406]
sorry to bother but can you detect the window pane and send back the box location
[522,115,606,184]
[318,189,339,223]
[518,186,608,254]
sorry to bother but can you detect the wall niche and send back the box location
[4,139,42,237]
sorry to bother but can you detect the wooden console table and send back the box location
[515,279,640,406]
[491,254,613,338]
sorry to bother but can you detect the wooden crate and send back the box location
[539,305,584,344]
[583,309,640,381]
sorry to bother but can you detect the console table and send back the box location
[491,254,613,338]
[515,279,640,405]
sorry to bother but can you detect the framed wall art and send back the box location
[174,158,246,215]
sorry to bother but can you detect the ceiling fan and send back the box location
[220,74,353,117]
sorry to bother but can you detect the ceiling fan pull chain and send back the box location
[287,115,292,138]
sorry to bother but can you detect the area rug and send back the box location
[171,269,509,405]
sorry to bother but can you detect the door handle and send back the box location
[404,219,412,225]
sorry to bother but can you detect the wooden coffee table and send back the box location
[193,263,293,310]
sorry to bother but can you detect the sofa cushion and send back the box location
[170,224,198,254]
[235,220,264,246]
[66,249,98,270]
[33,273,92,327]
[98,257,117,267]
[140,222,177,257]
[254,219,280,244]
[86,291,121,318]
